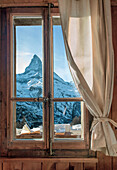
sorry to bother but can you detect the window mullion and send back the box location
[43,8,50,150]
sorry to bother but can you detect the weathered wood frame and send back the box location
[7,7,47,150]
[0,6,90,157]
[50,11,89,150]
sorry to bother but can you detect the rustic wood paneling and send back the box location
[3,161,22,170]
[69,163,83,170]
[23,162,41,170]
[0,162,2,170]
[0,0,58,7]
[42,161,55,170]
[84,163,97,170]
[112,6,117,138]
[0,158,98,170]
[112,5,117,170]
[56,162,69,170]
[0,0,116,7]
[0,7,2,158]
[97,152,112,170]
[0,8,7,157]
[111,0,117,6]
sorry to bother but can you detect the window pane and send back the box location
[54,102,82,139]
[13,101,43,139]
[53,17,80,98]
[13,16,43,98]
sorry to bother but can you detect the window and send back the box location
[7,7,89,154]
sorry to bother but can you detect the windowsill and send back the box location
[0,157,98,163]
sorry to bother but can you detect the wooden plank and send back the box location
[0,158,98,163]
[56,162,69,170]
[97,152,112,170]
[0,8,8,157]
[111,6,117,138]
[0,162,2,170]
[23,162,41,170]
[113,157,117,170]
[84,163,96,170]
[111,0,117,6]
[7,149,95,158]
[3,161,22,170]
[0,8,2,157]
[0,0,115,7]
[70,163,83,170]
[111,5,117,170]
[42,161,55,170]
[0,1,58,7]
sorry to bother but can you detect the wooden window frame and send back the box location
[50,12,89,150]
[4,6,90,156]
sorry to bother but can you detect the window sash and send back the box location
[6,7,89,152]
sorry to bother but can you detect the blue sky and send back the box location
[16,25,72,82]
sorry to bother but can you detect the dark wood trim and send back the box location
[0,1,116,8]
[0,2,59,8]
[0,157,98,163]
[10,97,44,102]
[52,98,83,102]
[112,5,117,170]
[8,7,44,14]
[0,8,8,157]
[0,8,2,156]
[111,1,117,6]
[10,97,83,102]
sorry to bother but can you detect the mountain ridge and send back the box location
[16,54,81,128]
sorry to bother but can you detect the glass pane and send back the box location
[13,16,43,98]
[54,102,82,139]
[53,17,80,98]
[13,101,43,139]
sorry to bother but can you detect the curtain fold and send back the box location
[58,0,117,156]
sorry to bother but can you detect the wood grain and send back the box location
[56,162,69,170]
[0,8,2,158]
[42,161,55,170]
[84,163,97,170]
[0,8,7,157]
[97,152,112,170]
[0,162,2,170]
[0,0,116,7]
[111,5,117,170]
[70,163,83,170]
[23,162,41,170]
[3,161,22,170]
[0,158,98,163]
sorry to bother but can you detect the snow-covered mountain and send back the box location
[16,54,81,128]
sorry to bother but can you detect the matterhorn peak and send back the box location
[25,54,42,73]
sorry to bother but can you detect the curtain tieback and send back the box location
[90,117,117,131]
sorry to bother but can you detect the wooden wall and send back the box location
[0,158,98,170]
[0,0,58,7]
[0,0,117,170]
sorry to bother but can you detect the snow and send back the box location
[16,55,81,128]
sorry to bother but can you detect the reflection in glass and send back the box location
[14,102,43,139]
[54,102,82,139]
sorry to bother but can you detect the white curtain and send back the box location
[58,0,117,156]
